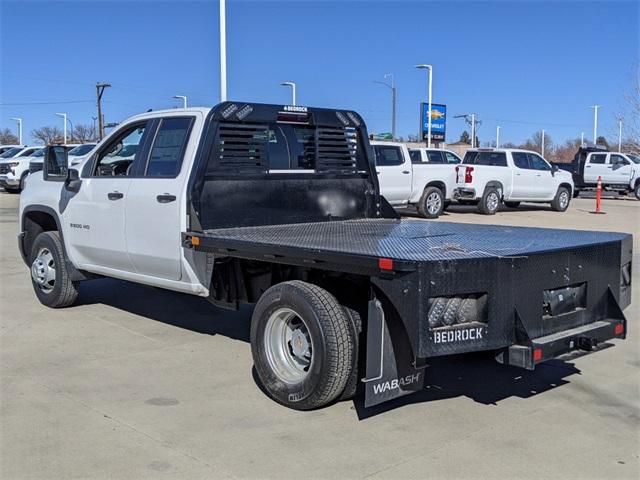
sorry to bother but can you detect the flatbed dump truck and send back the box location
[20,102,632,410]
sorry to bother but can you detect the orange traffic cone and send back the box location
[590,176,606,214]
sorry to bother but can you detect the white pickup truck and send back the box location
[554,146,640,200]
[371,141,458,218]
[453,148,574,214]
[0,145,44,192]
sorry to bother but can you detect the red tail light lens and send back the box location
[378,258,394,271]
[464,166,474,183]
[533,348,543,362]
[614,323,624,336]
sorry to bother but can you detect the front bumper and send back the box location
[0,175,19,187]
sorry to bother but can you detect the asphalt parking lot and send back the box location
[1,193,638,480]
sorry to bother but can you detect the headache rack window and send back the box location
[206,121,364,175]
[208,122,269,174]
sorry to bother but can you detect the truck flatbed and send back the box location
[190,219,628,269]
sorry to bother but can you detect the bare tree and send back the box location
[613,65,640,154]
[31,126,64,145]
[0,128,19,144]
[71,124,98,143]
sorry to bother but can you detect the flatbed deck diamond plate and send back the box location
[200,219,628,262]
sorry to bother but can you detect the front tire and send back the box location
[634,184,640,200]
[417,186,445,219]
[478,187,501,215]
[251,281,356,410]
[551,186,571,212]
[29,231,79,308]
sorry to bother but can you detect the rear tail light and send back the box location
[464,166,474,183]
[378,258,394,271]
[614,323,624,336]
[533,348,543,362]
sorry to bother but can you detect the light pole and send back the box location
[373,74,396,141]
[541,129,546,157]
[10,117,22,144]
[415,64,433,147]
[219,0,227,102]
[581,132,585,147]
[280,81,296,106]
[455,113,477,148]
[496,125,500,148]
[589,105,601,143]
[618,118,623,152]
[173,95,188,108]
[55,113,67,144]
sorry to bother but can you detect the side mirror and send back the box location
[66,168,82,192]
[43,145,68,182]
[551,164,559,176]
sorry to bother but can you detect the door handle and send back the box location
[586,165,591,168]
[402,170,410,174]
[107,192,124,200]
[156,194,176,203]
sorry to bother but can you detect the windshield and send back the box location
[31,149,46,158]
[0,147,24,158]
[68,144,95,156]
[627,154,640,164]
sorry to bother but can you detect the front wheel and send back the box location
[417,186,445,219]
[478,187,501,215]
[29,231,79,308]
[251,281,356,410]
[551,186,571,212]
[634,184,640,200]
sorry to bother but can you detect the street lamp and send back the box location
[10,117,22,144]
[541,129,546,157]
[617,118,623,152]
[173,95,188,108]
[496,125,500,148]
[415,64,433,147]
[55,113,68,144]
[373,74,397,141]
[219,0,227,102]
[280,81,296,106]
[589,105,601,143]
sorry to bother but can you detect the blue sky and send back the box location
[1,0,638,145]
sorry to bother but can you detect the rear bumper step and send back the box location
[496,319,625,370]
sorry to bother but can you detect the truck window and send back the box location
[590,154,606,164]
[610,154,629,166]
[527,153,551,171]
[462,151,508,167]
[145,117,193,177]
[373,146,403,166]
[444,152,461,164]
[93,123,148,177]
[426,151,444,163]
[409,150,422,163]
[512,152,529,169]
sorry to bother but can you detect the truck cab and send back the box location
[583,151,640,196]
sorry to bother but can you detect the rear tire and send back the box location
[504,201,520,208]
[634,184,640,200]
[417,186,445,219]
[551,186,571,212]
[29,231,79,308]
[478,187,501,215]
[338,307,362,401]
[251,281,355,410]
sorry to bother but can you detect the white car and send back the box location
[371,141,459,218]
[0,144,26,155]
[453,148,574,214]
[0,146,44,192]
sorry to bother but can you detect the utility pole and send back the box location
[373,74,396,141]
[55,113,68,144]
[495,125,500,148]
[219,0,227,102]
[581,132,585,147]
[589,105,601,143]
[454,113,478,148]
[541,129,546,157]
[10,118,22,144]
[618,118,623,152]
[96,82,111,140]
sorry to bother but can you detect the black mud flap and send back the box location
[363,298,426,407]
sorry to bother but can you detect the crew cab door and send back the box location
[608,154,633,184]
[62,121,151,271]
[527,152,556,199]
[583,153,608,183]
[373,144,410,204]
[511,152,537,199]
[124,116,197,280]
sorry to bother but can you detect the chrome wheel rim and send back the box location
[559,191,569,209]
[426,192,442,215]
[31,247,56,293]
[487,192,499,212]
[263,308,313,384]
